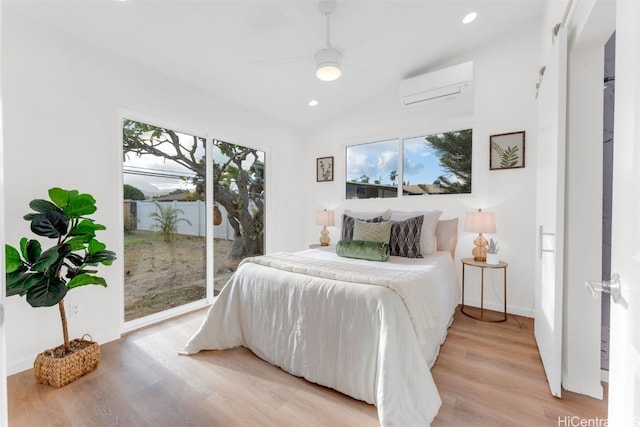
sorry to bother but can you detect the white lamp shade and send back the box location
[464,209,496,233]
[316,209,335,226]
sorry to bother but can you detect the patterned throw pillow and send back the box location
[353,219,392,243]
[389,215,424,258]
[390,210,442,255]
[341,214,384,240]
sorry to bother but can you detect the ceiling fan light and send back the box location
[316,64,341,81]
[315,48,342,81]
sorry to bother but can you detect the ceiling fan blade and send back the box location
[251,56,313,68]
[342,55,395,77]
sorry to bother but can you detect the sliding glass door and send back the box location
[122,119,207,322]
[212,140,265,294]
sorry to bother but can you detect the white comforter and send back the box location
[181,248,459,426]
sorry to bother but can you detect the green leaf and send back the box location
[29,199,62,214]
[69,219,105,237]
[66,273,107,290]
[19,238,28,260]
[25,276,67,307]
[65,267,97,280]
[48,187,72,208]
[64,194,97,217]
[88,239,106,254]
[23,239,42,264]
[65,234,93,250]
[500,146,520,167]
[85,250,117,265]
[5,245,23,273]
[6,270,44,296]
[31,246,61,272]
[30,212,69,238]
[66,253,84,267]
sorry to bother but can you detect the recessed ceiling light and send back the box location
[308,99,319,107]
[463,12,478,24]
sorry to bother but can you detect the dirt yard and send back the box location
[124,231,238,321]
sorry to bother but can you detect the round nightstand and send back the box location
[309,244,331,249]
[460,258,508,322]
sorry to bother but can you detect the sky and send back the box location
[346,136,446,186]
[123,128,204,197]
[124,120,458,197]
[123,124,263,198]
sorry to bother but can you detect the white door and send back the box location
[534,26,567,398]
[608,2,640,424]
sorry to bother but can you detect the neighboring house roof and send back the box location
[402,185,427,195]
[402,184,445,195]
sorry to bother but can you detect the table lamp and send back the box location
[316,209,335,246]
[464,208,496,262]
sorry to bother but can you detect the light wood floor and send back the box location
[8,306,607,426]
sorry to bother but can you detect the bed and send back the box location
[180,210,460,426]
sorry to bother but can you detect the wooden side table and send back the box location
[461,258,508,322]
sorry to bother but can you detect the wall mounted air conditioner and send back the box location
[399,61,474,107]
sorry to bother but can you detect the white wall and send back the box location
[304,21,541,317]
[1,11,304,374]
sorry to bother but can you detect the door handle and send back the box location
[586,273,621,303]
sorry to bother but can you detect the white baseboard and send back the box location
[462,298,534,318]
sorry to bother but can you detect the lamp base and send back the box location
[319,226,330,246]
[472,233,488,262]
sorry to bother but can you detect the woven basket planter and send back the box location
[33,338,100,388]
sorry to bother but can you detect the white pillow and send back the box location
[390,210,442,255]
[436,218,459,258]
[344,209,392,220]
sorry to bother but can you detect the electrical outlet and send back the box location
[70,304,80,317]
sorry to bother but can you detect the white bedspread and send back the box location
[181,248,459,426]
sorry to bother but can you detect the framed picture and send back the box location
[490,131,525,170]
[317,156,334,182]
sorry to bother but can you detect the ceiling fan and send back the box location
[254,0,385,82]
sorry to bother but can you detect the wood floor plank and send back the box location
[8,306,607,426]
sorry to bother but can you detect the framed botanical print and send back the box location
[490,131,525,170]
[317,156,334,182]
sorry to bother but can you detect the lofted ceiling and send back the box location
[4,0,545,130]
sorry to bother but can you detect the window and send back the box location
[403,129,472,195]
[345,139,399,199]
[345,129,472,198]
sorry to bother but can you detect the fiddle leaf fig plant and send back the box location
[5,187,116,354]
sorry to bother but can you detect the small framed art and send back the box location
[317,156,334,182]
[490,131,525,170]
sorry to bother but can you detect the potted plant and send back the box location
[486,238,499,265]
[5,187,116,387]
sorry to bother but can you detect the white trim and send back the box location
[123,299,210,334]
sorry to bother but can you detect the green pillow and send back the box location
[336,240,390,262]
[353,219,392,243]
